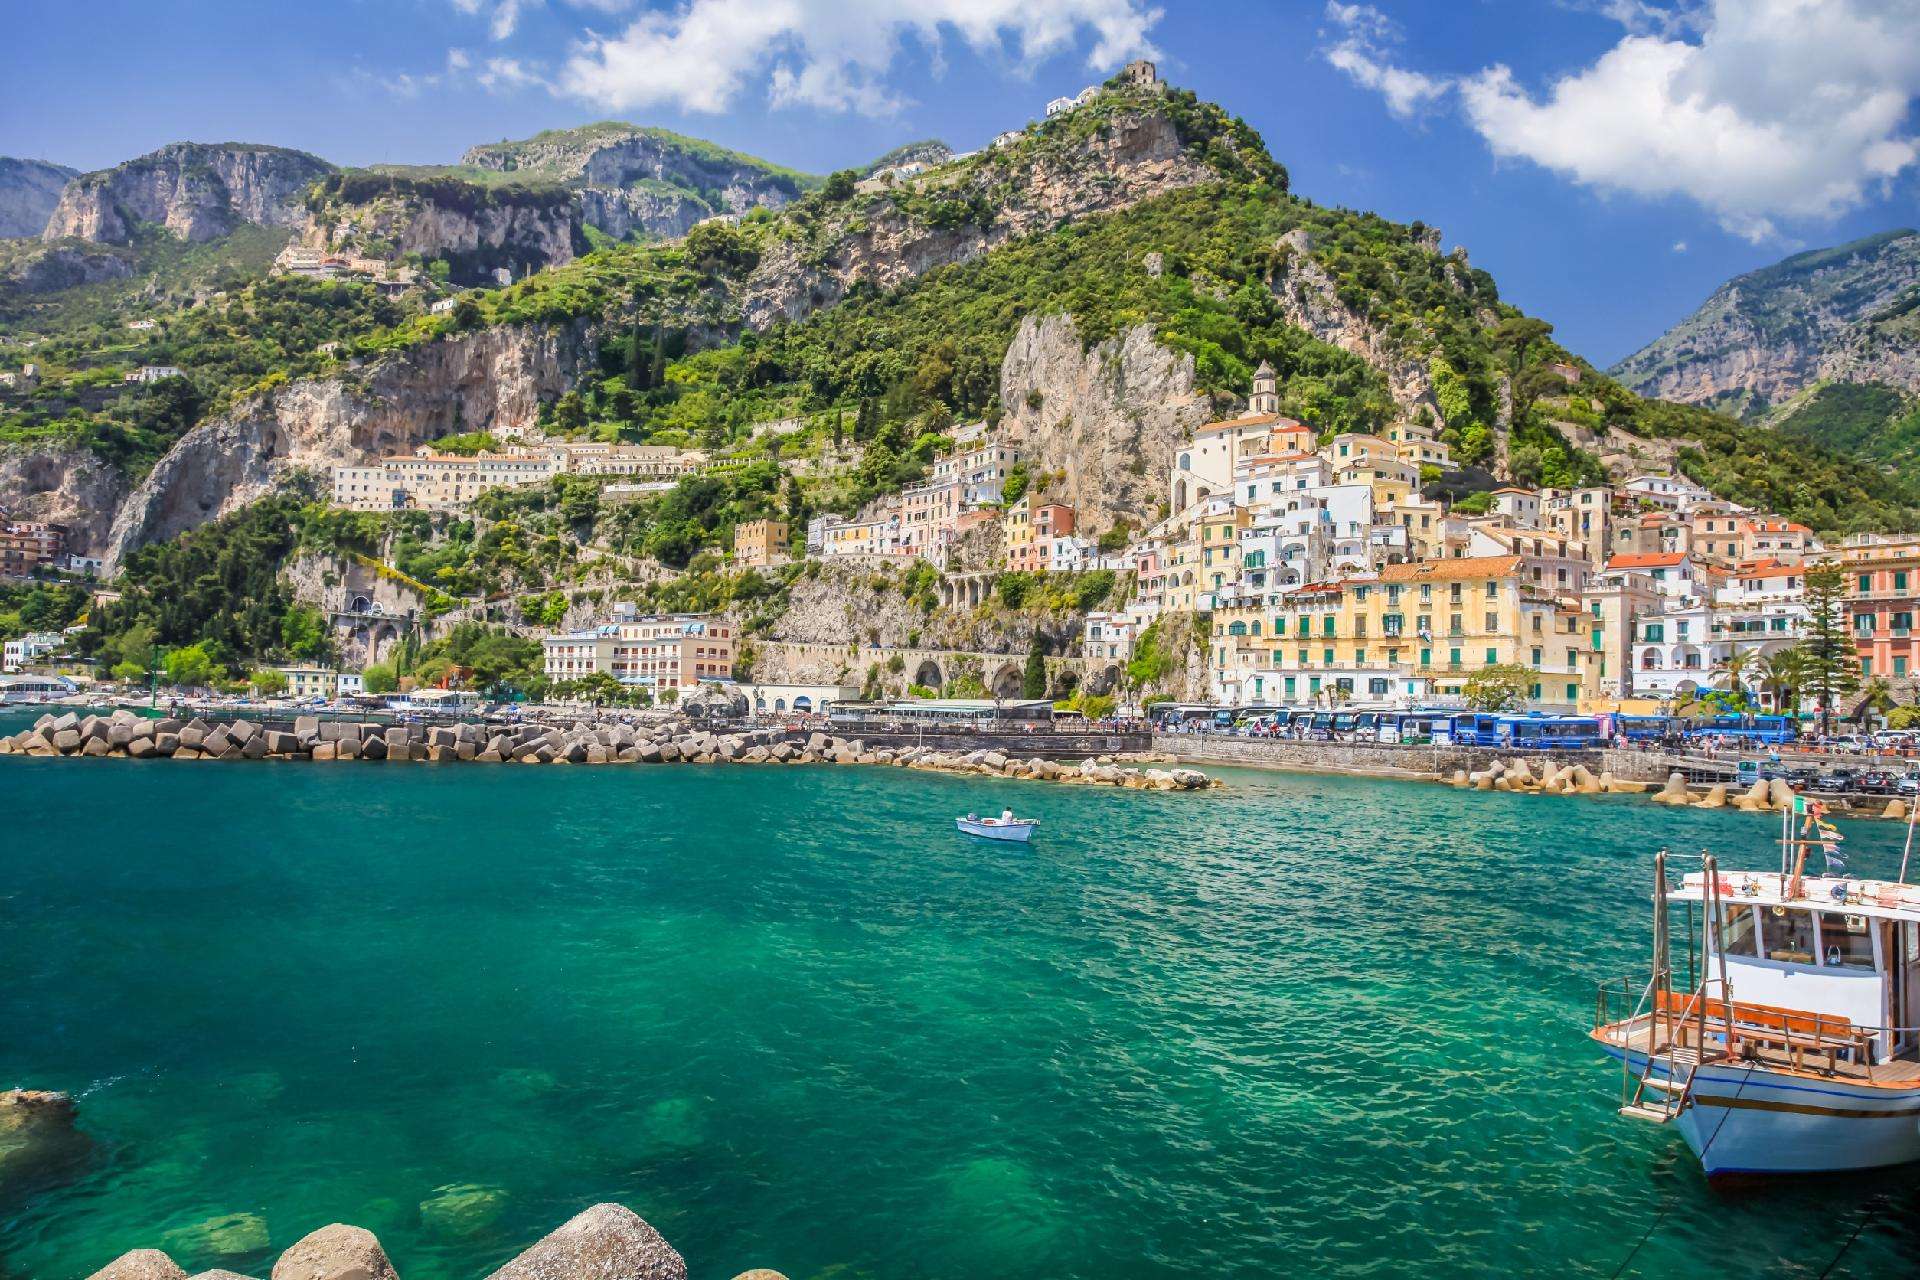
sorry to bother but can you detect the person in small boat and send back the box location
[1000,808,1015,824]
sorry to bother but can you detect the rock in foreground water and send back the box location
[270,1224,397,1280]
[85,1251,188,1280]
[486,1203,685,1280]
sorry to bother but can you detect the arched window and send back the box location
[774,698,787,711]
[1179,453,1191,471]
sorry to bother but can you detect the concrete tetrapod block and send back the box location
[486,1203,686,1280]
[269,1223,397,1280]
[1695,783,1729,809]
[84,1251,187,1280]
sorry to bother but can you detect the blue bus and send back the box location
[1614,714,1675,743]
[1679,713,1797,745]
[1448,712,1605,748]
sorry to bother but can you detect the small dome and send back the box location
[1253,360,1276,378]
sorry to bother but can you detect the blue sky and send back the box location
[4,0,1917,367]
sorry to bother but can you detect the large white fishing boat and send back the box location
[1593,801,1920,1177]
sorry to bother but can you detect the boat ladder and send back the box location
[1617,851,1734,1126]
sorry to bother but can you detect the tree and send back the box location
[110,659,147,683]
[1795,562,1862,736]
[251,667,289,696]
[1759,648,1806,714]
[1718,647,1755,700]
[1461,663,1533,711]
[361,661,398,694]
[1855,677,1898,727]
[161,643,217,689]
[1022,635,1049,699]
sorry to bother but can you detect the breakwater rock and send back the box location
[0,711,1216,792]
[84,1202,790,1280]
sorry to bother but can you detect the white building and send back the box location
[124,365,184,384]
[1082,611,1137,662]
[541,612,737,689]
[1624,474,1714,512]
[3,631,61,671]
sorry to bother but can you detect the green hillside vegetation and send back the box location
[468,122,821,199]
[308,169,576,215]
[1774,381,1920,467]
[0,224,292,334]
[1,273,415,471]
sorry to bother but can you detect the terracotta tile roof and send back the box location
[1381,554,1523,582]
[1605,552,1689,570]
[1199,413,1303,433]
[1735,558,1804,579]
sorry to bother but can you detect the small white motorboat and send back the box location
[955,812,1038,843]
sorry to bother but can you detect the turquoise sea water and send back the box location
[3,720,1918,1279]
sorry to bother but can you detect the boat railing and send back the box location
[1597,974,1920,1083]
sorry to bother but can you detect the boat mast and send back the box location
[1653,849,1670,1055]
[1901,791,1919,885]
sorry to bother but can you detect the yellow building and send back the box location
[734,518,790,568]
[1194,499,1251,609]
[1210,554,1588,707]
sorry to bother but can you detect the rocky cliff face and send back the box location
[575,185,708,241]
[104,321,595,567]
[43,143,335,245]
[740,108,1217,329]
[0,240,136,293]
[0,158,77,238]
[998,313,1213,533]
[1611,228,1920,409]
[304,186,580,283]
[462,125,810,241]
[0,444,130,557]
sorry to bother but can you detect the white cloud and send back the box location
[479,56,546,92]
[555,0,1162,116]
[1323,0,1920,243]
[1672,239,1688,252]
[1320,2,1448,120]
[1458,0,1920,242]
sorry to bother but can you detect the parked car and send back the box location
[1854,771,1901,795]
[1898,775,1920,797]
[1815,769,1860,793]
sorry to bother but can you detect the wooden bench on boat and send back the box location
[1652,989,1874,1074]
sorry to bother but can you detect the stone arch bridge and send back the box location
[751,640,1123,698]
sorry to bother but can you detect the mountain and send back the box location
[43,142,336,245]
[460,123,820,242]
[1610,229,1920,414]
[301,170,583,285]
[8,73,1920,571]
[0,158,78,238]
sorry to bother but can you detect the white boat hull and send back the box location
[955,818,1035,842]
[1605,1044,1920,1176]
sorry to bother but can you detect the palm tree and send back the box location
[1854,677,1898,729]
[1759,649,1806,715]
[1718,647,1755,702]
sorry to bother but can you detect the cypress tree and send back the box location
[1795,562,1862,736]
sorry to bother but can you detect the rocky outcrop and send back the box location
[998,313,1212,533]
[45,143,335,245]
[303,176,580,283]
[1611,228,1920,409]
[1270,229,1443,421]
[104,320,593,567]
[0,156,79,237]
[487,1203,685,1280]
[1,239,137,292]
[575,184,708,241]
[0,441,130,556]
[740,105,1222,330]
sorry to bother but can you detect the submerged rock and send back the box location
[486,1203,685,1280]
[161,1212,269,1258]
[0,1088,90,1198]
[418,1183,506,1237]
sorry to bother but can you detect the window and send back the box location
[1717,903,1763,959]
[1449,647,1461,667]
[1821,911,1875,971]
[1860,573,1873,593]
[1486,648,1498,665]
[1898,572,1910,592]
[1644,623,1665,643]
[1896,657,1909,678]
[1323,615,1336,636]
[1323,648,1335,666]
[1531,647,1543,666]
